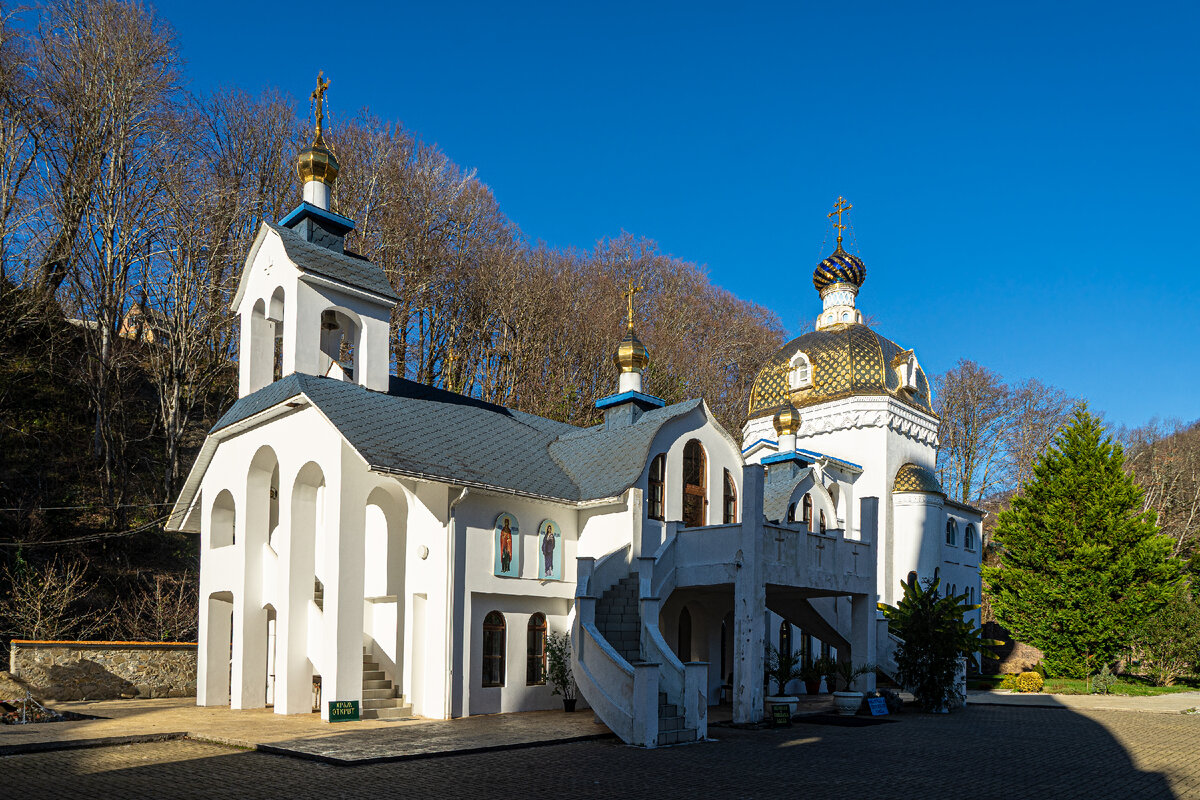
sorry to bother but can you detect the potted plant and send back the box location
[765,644,804,716]
[809,656,837,694]
[799,659,824,696]
[831,661,876,716]
[545,631,577,711]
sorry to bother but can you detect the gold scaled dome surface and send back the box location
[747,322,933,418]
[773,402,801,436]
[892,462,944,494]
[297,134,340,187]
[612,327,650,374]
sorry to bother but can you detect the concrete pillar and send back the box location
[684,661,708,739]
[632,662,660,748]
[850,594,877,693]
[319,452,366,721]
[732,464,766,724]
[233,466,270,709]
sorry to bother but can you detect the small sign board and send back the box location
[866,696,889,716]
[770,703,792,727]
[328,700,360,722]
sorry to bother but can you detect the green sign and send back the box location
[328,700,360,722]
[770,703,792,727]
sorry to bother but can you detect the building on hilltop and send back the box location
[167,79,980,745]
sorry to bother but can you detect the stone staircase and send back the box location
[657,691,696,746]
[361,648,412,720]
[596,575,642,662]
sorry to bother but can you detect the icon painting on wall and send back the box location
[538,519,562,581]
[494,513,519,577]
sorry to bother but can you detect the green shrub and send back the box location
[1000,674,1019,692]
[1016,671,1044,692]
[1092,664,1118,694]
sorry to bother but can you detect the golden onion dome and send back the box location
[747,322,934,418]
[892,462,944,494]
[612,327,651,374]
[772,402,801,436]
[297,132,340,187]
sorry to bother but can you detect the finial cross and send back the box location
[828,196,853,246]
[311,71,330,138]
[623,279,643,329]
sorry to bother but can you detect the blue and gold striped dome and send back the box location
[812,246,867,292]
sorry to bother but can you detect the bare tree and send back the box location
[1124,419,1200,560]
[0,555,110,640]
[115,571,198,641]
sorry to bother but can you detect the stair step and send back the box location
[362,697,404,710]
[363,688,397,700]
[659,704,678,717]
[362,670,386,681]
[363,679,392,689]
[659,715,683,731]
[362,705,414,720]
[363,661,379,670]
[657,728,696,746]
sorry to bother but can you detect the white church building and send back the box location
[168,88,982,747]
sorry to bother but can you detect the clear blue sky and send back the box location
[156,1,1199,428]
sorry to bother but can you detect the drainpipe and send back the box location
[444,487,469,719]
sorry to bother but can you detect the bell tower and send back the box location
[232,72,398,397]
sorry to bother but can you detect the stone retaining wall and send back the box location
[8,640,197,701]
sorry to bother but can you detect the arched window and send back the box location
[964,523,977,551]
[211,490,235,548]
[819,510,827,534]
[786,502,796,523]
[678,606,692,661]
[682,440,707,527]
[802,494,813,531]
[526,613,547,685]
[946,518,958,546]
[648,454,666,521]
[779,621,792,655]
[482,611,505,687]
[788,352,812,390]
[722,470,737,524]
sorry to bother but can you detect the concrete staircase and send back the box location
[657,691,696,746]
[361,648,412,720]
[596,576,642,663]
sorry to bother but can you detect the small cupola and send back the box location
[773,401,801,452]
[596,279,664,427]
[813,197,867,331]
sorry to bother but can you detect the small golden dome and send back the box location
[612,327,650,374]
[773,402,801,436]
[298,71,339,188]
[297,135,340,187]
[892,462,944,494]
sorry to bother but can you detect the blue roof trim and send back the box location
[796,448,863,471]
[762,452,810,467]
[594,390,666,410]
[742,437,777,454]
[279,202,356,234]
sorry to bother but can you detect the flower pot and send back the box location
[832,691,863,716]
[563,698,577,712]
[803,679,821,696]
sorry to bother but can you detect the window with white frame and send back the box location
[788,352,813,390]
[945,518,958,546]
[964,523,977,551]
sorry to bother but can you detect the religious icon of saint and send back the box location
[542,523,555,576]
[500,517,513,573]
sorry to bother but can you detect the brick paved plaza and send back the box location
[5,705,1200,799]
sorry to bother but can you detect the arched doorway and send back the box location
[677,606,693,662]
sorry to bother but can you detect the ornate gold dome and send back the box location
[297,133,340,187]
[892,462,944,494]
[747,322,933,418]
[612,327,650,374]
[773,402,801,436]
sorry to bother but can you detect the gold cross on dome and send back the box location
[311,71,330,137]
[828,196,853,246]
[623,279,643,329]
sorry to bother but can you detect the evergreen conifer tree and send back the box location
[983,406,1181,678]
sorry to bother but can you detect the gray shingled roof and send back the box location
[266,222,399,302]
[210,374,704,503]
[763,466,814,524]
